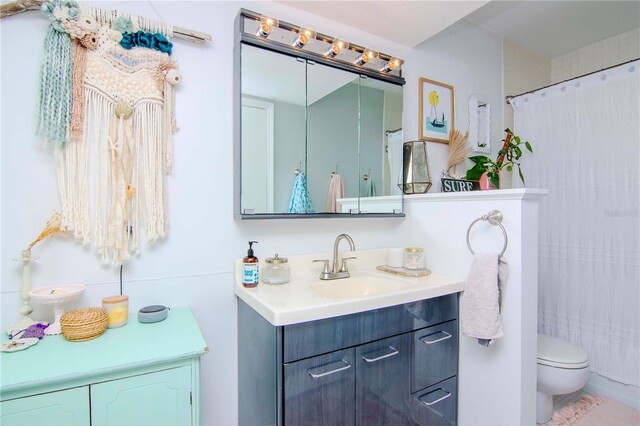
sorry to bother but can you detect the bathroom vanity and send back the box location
[0,308,207,425]
[235,249,464,425]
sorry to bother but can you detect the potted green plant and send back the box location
[466,128,533,189]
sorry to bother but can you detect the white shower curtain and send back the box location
[513,60,640,386]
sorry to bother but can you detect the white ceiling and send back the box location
[278,1,490,47]
[466,1,640,58]
[277,1,639,57]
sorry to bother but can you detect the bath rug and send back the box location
[546,394,604,425]
[546,394,640,426]
[571,397,640,426]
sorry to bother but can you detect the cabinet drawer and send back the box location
[284,348,355,426]
[284,294,458,362]
[412,320,458,392]
[410,377,457,426]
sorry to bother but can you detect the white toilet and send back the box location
[537,334,590,424]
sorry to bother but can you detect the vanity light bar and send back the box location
[292,27,317,48]
[354,49,379,66]
[381,57,405,73]
[240,9,404,76]
[256,14,278,38]
[325,37,349,58]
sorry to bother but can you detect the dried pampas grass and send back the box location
[26,211,65,251]
[446,130,471,176]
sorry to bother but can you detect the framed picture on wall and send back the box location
[419,77,455,144]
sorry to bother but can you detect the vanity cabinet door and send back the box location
[90,366,192,425]
[0,386,89,426]
[284,348,355,426]
[355,333,411,426]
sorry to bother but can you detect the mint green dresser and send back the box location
[1,308,208,425]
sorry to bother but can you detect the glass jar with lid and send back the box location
[262,254,290,285]
[404,247,425,270]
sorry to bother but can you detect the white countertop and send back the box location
[234,248,465,326]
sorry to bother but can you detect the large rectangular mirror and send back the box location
[235,12,405,218]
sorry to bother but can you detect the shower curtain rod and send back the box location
[0,0,212,43]
[505,57,639,104]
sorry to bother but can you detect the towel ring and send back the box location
[466,210,508,258]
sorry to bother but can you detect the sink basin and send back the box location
[311,272,409,299]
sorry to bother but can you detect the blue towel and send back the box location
[368,178,377,197]
[361,177,377,197]
[288,172,315,213]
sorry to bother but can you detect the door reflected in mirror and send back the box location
[240,44,403,216]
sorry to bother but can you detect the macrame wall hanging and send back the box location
[34,0,187,265]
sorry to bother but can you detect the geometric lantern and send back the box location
[398,140,432,194]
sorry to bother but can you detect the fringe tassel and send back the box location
[58,88,170,264]
[163,80,174,172]
[162,69,180,172]
[55,119,90,244]
[104,111,136,265]
[137,101,169,242]
[57,89,110,250]
[37,25,73,145]
[70,40,88,140]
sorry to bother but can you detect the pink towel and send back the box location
[326,174,345,213]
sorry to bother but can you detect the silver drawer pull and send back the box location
[419,389,452,406]
[361,346,399,363]
[307,359,351,378]
[421,331,452,345]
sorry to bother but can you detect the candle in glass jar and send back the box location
[404,247,425,270]
[102,295,129,328]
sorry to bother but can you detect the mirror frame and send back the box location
[468,94,491,154]
[234,9,406,219]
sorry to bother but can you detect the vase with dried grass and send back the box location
[445,129,471,179]
[8,211,65,334]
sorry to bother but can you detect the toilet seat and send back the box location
[537,334,589,369]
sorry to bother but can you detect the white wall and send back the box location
[404,18,504,182]
[1,2,505,424]
[503,39,550,130]
[403,190,544,425]
[551,27,640,84]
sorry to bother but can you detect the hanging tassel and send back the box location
[163,68,181,172]
[69,39,88,140]
[137,101,169,242]
[104,103,135,265]
[37,25,73,145]
[57,89,111,248]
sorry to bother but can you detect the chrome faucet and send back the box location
[313,234,357,280]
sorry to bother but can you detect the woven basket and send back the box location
[60,307,108,342]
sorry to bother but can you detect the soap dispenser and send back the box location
[242,241,259,288]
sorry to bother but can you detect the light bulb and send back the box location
[325,37,349,58]
[354,49,378,66]
[256,15,278,38]
[292,26,316,48]
[381,57,405,73]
